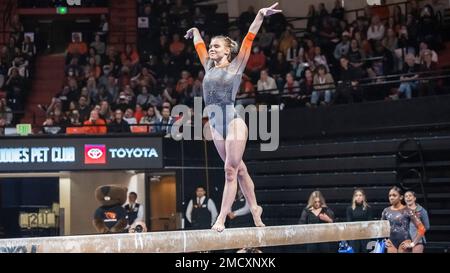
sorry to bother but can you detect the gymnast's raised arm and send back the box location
[233,2,283,74]
[185,27,208,69]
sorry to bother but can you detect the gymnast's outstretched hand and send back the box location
[184,27,199,40]
[259,2,283,17]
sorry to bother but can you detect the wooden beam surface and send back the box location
[0,221,390,253]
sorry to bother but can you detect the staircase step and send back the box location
[21,55,65,124]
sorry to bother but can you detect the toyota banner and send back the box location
[0,136,163,172]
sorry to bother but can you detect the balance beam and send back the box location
[0,221,389,253]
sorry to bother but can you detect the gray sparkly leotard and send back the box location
[381,206,425,248]
[195,32,256,138]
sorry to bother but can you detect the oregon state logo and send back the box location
[85,145,106,164]
[104,212,117,220]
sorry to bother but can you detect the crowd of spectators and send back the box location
[1,0,448,135]
[0,14,35,132]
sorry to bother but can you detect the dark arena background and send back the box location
[0,0,450,259]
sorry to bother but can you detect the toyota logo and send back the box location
[87,148,103,159]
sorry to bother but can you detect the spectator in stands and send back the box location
[41,97,63,118]
[312,46,329,72]
[405,191,430,253]
[76,95,92,122]
[279,27,296,56]
[132,67,157,89]
[123,85,136,105]
[269,51,291,93]
[123,108,137,125]
[382,28,398,54]
[257,27,275,55]
[299,191,335,253]
[348,39,365,68]
[185,185,218,230]
[140,105,161,133]
[21,35,36,60]
[42,111,66,135]
[175,70,193,105]
[66,33,88,63]
[108,109,131,133]
[311,65,335,107]
[334,31,351,60]
[0,98,12,125]
[65,57,83,78]
[9,52,29,79]
[155,107,174,136]
[162,83,177,106]
[5,67,25,95]
[285,38,301,65]
[354,31,372,58]
[169,33,186,57]
[395,54,420,99]
[246,45,266,83]
[105,46,121,75]
[136,85,151,107]
[1,46,12,69]
[68,109,82,126]
[96,85,113,105]
[381,186,426,253]
[98,64,111,87]
[371,41,394,76]
[52,86,72,112]
[106,75,119,101]
[299,69,315,106]
[10,15,24,45]
[86,77,99,104]
[86,57,101,79]
[418,42,438,64]
[90,34,106,55]
[99,14,109,36]
[293,51,310,79]
[419,49,438,96]
[134,104,145,124]
[331,0,345,21]
[346,188,373,253]
[98,100,113,123]
[281,72,300,109]
[88,47,102,67]
[336,56,362,103]
[118,66,132,89]
[83,109,107,134]
[367,16,385,42]
[418,5,438,48]
[8,37,17,57]
[121,44,140,70]
[257,69,278,106]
